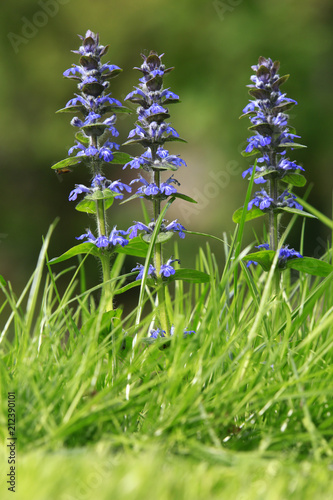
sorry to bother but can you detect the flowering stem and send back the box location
[269,178,279,252]
[90,132,113,311]
[95,197,113,311]
[152,164,169,333]
[269,177,281,294]
[100,251,113,312]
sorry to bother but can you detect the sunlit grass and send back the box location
[1,212,333,499]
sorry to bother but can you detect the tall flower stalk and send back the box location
[52,30,131,311]
[237,56,308,274]
[123,51,188,335]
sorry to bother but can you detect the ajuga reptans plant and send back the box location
[123,51,199,336]
[52,30,132,311]
[235,56,314,273]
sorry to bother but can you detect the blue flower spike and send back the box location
[238,56,306,269]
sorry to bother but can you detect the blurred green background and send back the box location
[0,0,332,295]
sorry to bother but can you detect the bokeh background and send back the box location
[0,0,332,297]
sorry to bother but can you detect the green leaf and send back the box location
[119,193,142,204]
[0,275,7,287]
[120,192,197,205]
[242,250,275,272]
[248,123,273,135]
[163,136,187,143]
[239,111,257,120]
[56,105,84,114]
[75,131,89,145]
[49,243,101,264]
[232,207,265,224]
[278,207,317,219]
[75,199,97,214]
[114,278,157,295]
[253,169,278,180]
[168,269,210,283]
[81,123,109,137]
[256,65,270,78]
[281,173,307,187]
[272,74,289,89]
[108,152,132,165]
[103,67,123,79]
[272,102,296,113]
[248,88,270,100]
[241,148,261,158]
[113,280,142,295]
[286,257,333,277]
[142,232,174,244]
[277,142,307,149]
[75,196,114,214]
[84,188,117,202]
[101,105,133,114]
[152,162,178,171]
[172,193,197,203]
[114,237,148,258]
[51,157,82,170]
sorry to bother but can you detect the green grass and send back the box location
[1,218,333,499]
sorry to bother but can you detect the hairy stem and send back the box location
[96,198,113,311]
[152,165,169,333]
[269,178,279,251]
[91,135,113,311]
[269,177,280,294]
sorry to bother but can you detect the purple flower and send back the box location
[95,235,111,248]
[132,263,156,280]
[125,88,147,101]
[245,135,271,153]
[124,153,151,170]
[241,56,306,210]
[100,63,121,74]
[76,227,128,249]
[278,245,303,265]
[164,220,186,238]
[76,229,96,244]
[160,258,180,278]
[63,65,83,78]
[160,175,180,195]
[156,147,186,168]
[131,175,179,198]
[256,243,270,250]
[278,158,304,172]
[128,125,147,139]
[277,190,303,210]
[149,325,195,339]
[242,165,266,184]
[242,101,257,114]
[141,103,168,119]
[161,89,179,100]
[68,184,91,201]
[127,221,151,239]
[248,190,274,211]
[109,227,128,247]
[247,242,303,268]
[108,180,131,199]
[149,328,166,339]
[99,147,114,162]
[91,174,105,187]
